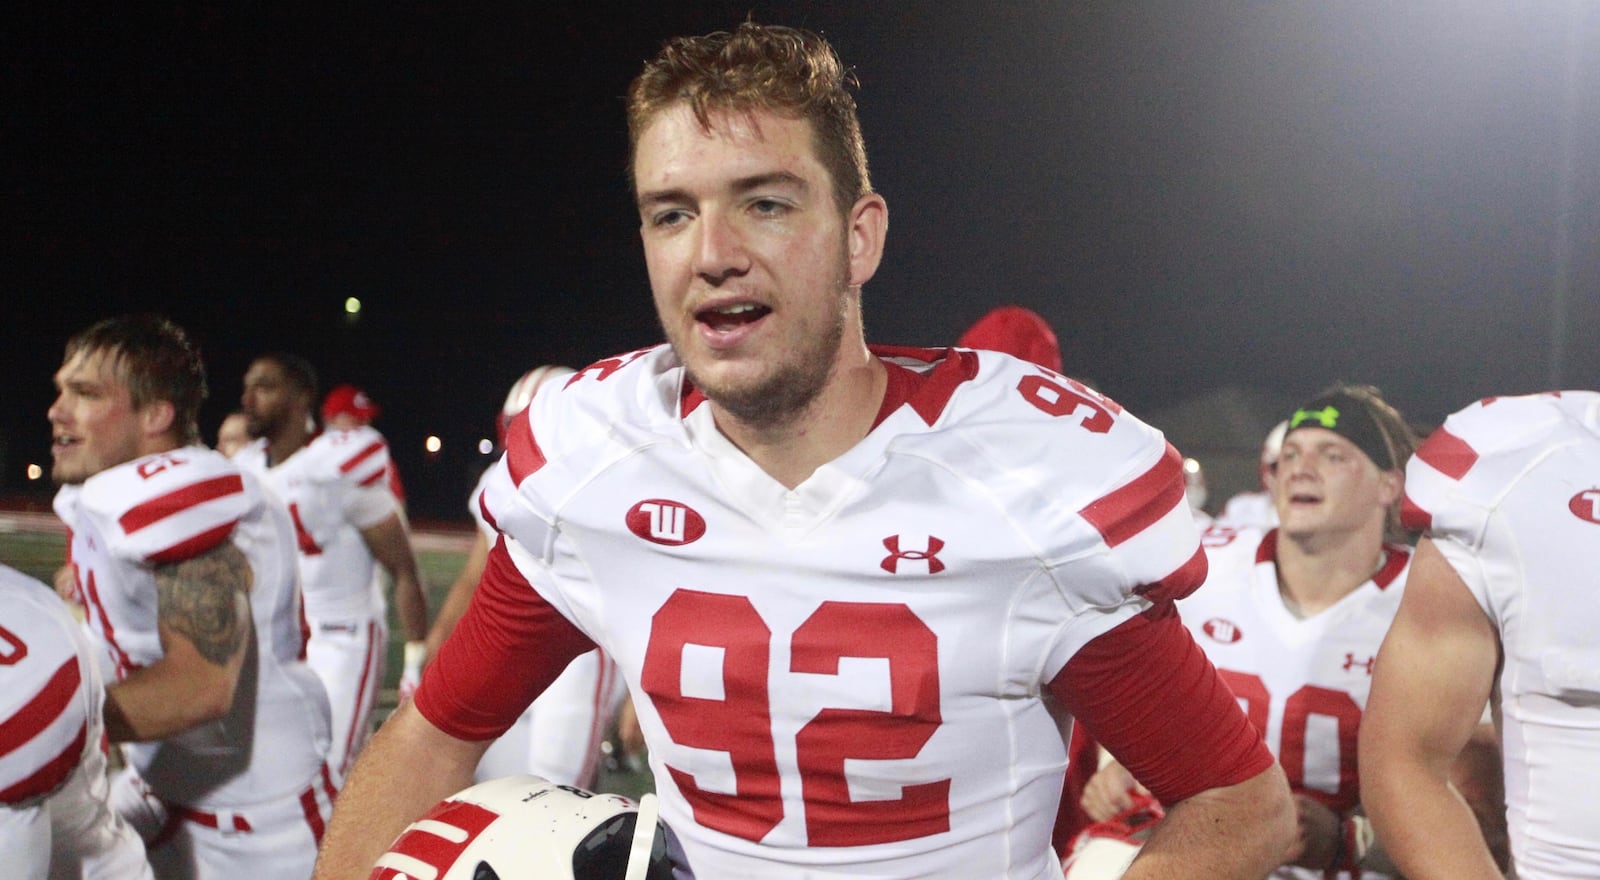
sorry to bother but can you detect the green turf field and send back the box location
[0,523,651,798]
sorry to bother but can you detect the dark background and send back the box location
[7,2,1598,520]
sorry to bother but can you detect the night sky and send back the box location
[8,2,1598,520]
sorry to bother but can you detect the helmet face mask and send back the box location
[371,776,675,880]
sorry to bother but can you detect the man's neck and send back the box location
[266,417,314,467]
[711,348,887,490]
[1274,523,1386,617]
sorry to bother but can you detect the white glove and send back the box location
[399,641,426,700]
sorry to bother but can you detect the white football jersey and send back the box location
[1,565,150,879]
[459,345,1208,878]
[237,426,398,620]
[52,446,331,809]
[1403,391,1600,876]
[1183,527,1408,879]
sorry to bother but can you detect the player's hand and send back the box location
[1080,759,1148,822]
[1283,794,1340,869]
[399,640,425,700]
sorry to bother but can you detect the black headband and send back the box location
[1284,391,1396,471]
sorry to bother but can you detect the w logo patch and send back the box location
[881,535,946,574]
[625,499,706,546]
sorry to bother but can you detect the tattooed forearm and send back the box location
[155,540,254,665]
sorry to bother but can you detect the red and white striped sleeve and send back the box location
[0,568,91,806]
[86,449,252,566]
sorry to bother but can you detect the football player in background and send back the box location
[212,411,252,459]
[319,384,408,508]
[1080,385,1505,878]
[1362,391,1599,878]
[237,354,430,778]
[421,365,629,789]
[1,563,151,880]
[47,315,334,879]
[315,22,1293,879]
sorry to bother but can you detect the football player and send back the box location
[48,315,335,879]
[422,366,628,789]
[314,23,1293,879]
[237,354,430,777]
[1362,391,1599,878]
[1,563,151,879]
[1083,386,1418,877]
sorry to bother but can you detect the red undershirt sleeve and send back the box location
[414,536,597,741]
[1048,602,1273,805]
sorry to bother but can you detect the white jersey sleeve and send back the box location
[1403,390,1600,875]
[1,564,152,880]
[307,427,399,529]
[1,568,91,806]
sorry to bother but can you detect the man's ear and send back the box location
[139,400,177,441]
[846,192,888,289]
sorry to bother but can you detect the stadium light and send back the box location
[478,438,494,455]
[345,297,362,315]
[26,464,42,481]
[424,435,442,454]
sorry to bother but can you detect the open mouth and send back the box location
[696,302,771,333]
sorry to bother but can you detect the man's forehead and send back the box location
[245,360,286,382]
[635,104,821,182]
[57,346,122,384]
[1283,427,1358,450]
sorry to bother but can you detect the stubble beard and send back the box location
[680,280,851,432]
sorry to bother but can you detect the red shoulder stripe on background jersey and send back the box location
[1373,544,1410,589]
[1134,545,1208,603]
[338,440,387,474]
[1415,426,1479,481]
[357,470,386,488]
[0,722,86,804]
[504,409,547,484]
[1399,494,1433,534]
[1080,443,1186,548]
[81,572,137,678]
[146,522,237,565]
[119,474,244,535]
[0,656,81,758]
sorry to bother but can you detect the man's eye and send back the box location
[651,209,689,228]
[751,199,788,216]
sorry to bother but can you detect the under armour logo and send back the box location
[1291,406,1341,430]
[881,535,946,574]
[1342,653,1376,674]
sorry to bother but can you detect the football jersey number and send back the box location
[1017,375,1119,434]
[0,624,28,665]
[1219,670,1360,809]
[642,590,950,847]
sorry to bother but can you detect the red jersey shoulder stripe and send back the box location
[147,522,238,565]
[1080,443,1186,549]
[0,656,81,760]
[1135,544,1208,603]
[339,440,387,474]
[1399,493,1432,533]
[504,409,548,485]
[1373,544,1410,590]
[118,474,244,535]
[1415,426,1479,481]
[0,722,86,804]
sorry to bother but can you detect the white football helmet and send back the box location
[370,775,674,880]
[1060,793,1165,880]
[497,365,576,447]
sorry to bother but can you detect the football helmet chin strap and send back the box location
[624,793,660,880]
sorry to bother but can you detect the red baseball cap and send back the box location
[322,383,380,424]
[957,305,1062,373]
